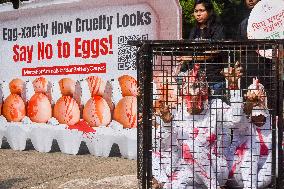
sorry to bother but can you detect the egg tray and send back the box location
[0,117,137,159]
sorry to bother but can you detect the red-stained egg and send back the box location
[27,93,52,123]
[0,103,2,115]
[113,96,137,128]
[83,96,111,127]
[54,96,80,125]
[87,76,106,97]
[118,75,137,97]
[33,77,48,93]
[2,94,26,122]
[59,78,76,96]
[9,78,24,95]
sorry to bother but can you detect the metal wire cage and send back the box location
[132,40,284,189]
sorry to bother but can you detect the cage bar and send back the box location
[132,40,284,189]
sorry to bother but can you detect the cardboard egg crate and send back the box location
[0,76,137,159]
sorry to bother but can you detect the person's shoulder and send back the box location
[214,23,224,30]
[188,24,198,40]
[240,17,249,27]
[211,16,224,26]
[211,21,224,33]
[210,18,224,30]
[237,17,249,39]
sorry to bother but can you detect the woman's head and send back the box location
[193,0,214,26]
[245,0,259,10]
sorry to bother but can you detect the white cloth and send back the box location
[226,101,273,189]
[152,92,242,188]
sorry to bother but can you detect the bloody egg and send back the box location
[59,78,76,96]
[33,77,48,93]
[118,75,137,97]
[9,78,24,95]
[87,76,106,97]
[53,96,80,125]
[83,96,111,127]
[113,96,137,128]
[2,94,26,122]
[27,93,52,123]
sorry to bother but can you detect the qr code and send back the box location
[117,34,149,70]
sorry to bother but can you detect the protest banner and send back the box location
[0,0,182,157]
[247,0,284,59]
[247,0,284,40]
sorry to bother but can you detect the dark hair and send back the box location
[194,0,216,27]
[189,0,224,39]
[194,0,214,15]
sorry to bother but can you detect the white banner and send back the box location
[0,4,157,82]
[247,0,284,39]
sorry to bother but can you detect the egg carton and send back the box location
[0,116,137,159]
[0,76,136,159]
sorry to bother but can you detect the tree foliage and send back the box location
[0,0,9,3]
